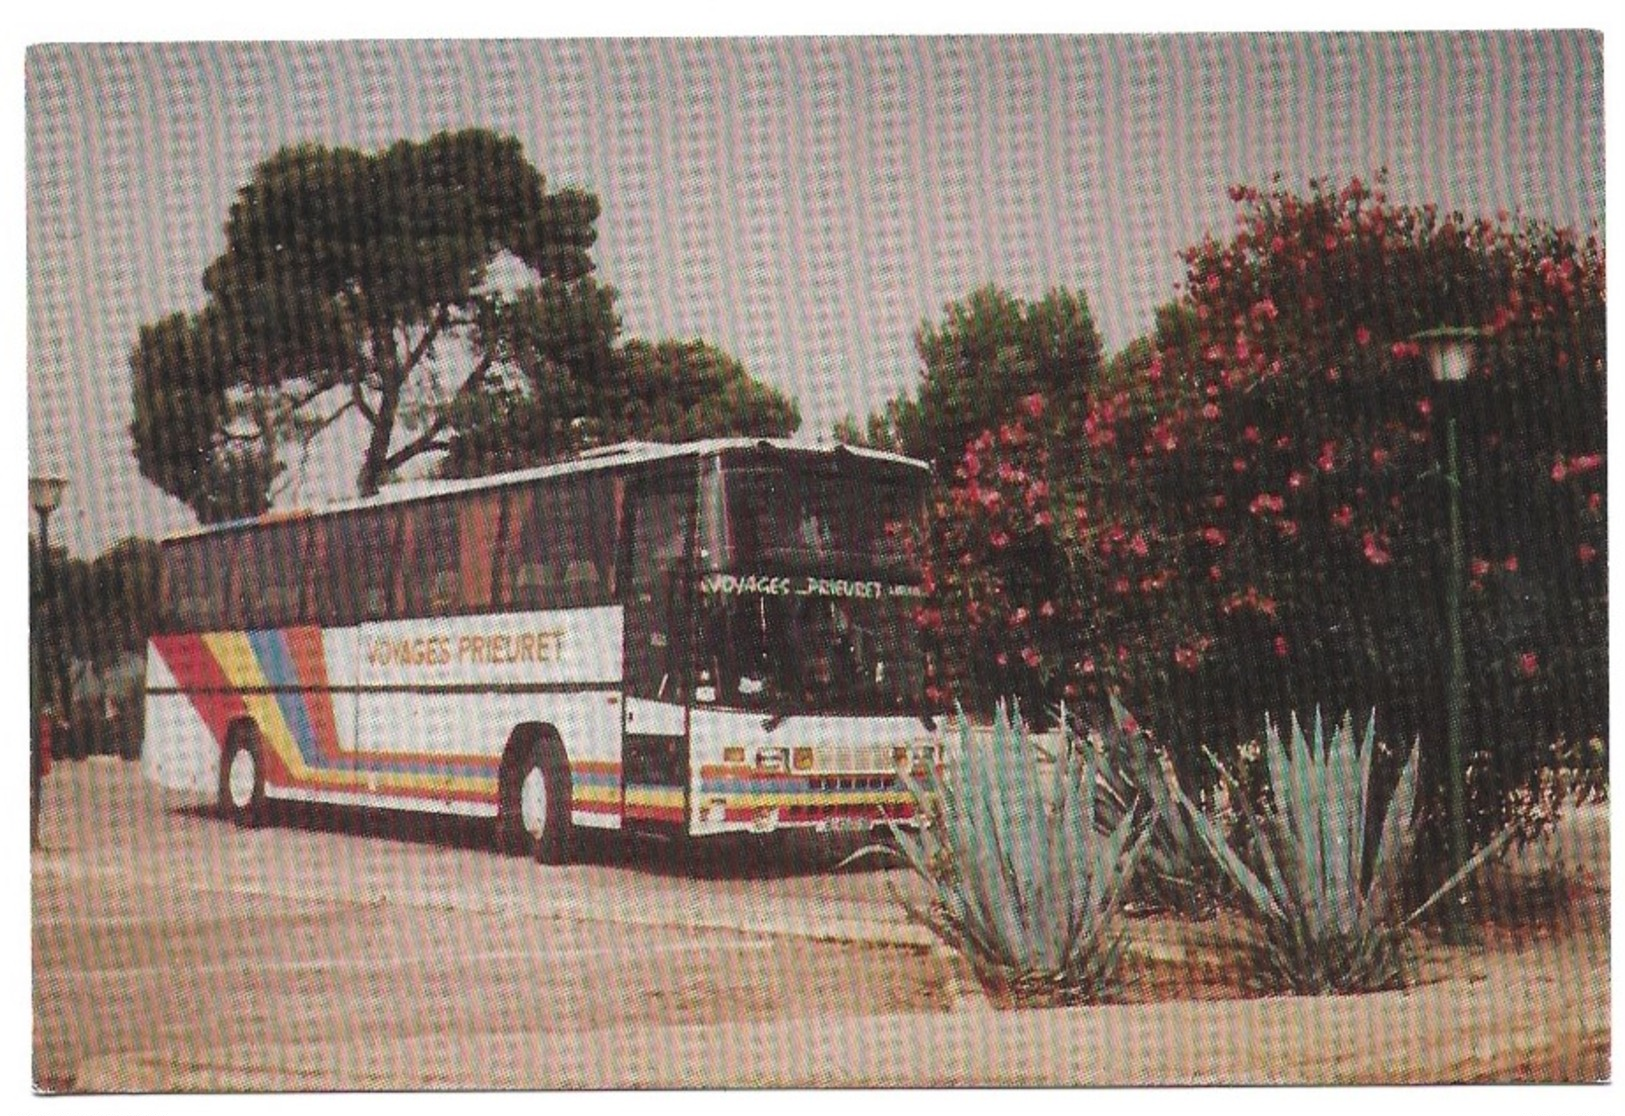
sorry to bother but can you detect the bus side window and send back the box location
[356,512,398,621]
[403,503,461,616]
[458,494,502,611]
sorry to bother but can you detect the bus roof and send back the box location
[160,438,931,545]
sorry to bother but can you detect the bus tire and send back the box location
[219,722,266,828]
[501,733,574,865]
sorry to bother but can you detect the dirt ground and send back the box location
[30,758,1610,1089]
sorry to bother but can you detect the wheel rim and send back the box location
[228,747,257,810]
[519,764,548,839]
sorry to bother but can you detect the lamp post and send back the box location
[1413,328,1478,945]
[30,474,67,850]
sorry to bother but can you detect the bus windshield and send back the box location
[695,587,926,716]
[703,457,923,579]
[694,453,929,716]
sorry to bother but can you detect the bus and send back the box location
[143,439,940,862]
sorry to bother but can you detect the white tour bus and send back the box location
[143,439,940,861]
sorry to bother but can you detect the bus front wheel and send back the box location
[219,724,265,828]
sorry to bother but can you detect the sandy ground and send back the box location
[31,758,1610,1089]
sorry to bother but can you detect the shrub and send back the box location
[868,703,1149,1005]
[1088,697,1225,916]
[1179,709,1508,994]
[913,177,1606,880]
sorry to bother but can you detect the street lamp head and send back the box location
[29,475,67,517]
[1412,326,1482,384]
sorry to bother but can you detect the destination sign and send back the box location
[699,573,924,599]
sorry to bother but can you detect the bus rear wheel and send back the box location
[219,724,265,828]
[497,735,573,865]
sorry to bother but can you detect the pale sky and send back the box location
[25,33,1605,558]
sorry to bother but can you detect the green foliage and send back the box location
[837,285,1104,474]
[439,336,800,477]
[131,128,607,514]
[912,178,1606,872]
[878,703,1149,1005]
[1179,709,1508,994]
[1090,697,1222,915]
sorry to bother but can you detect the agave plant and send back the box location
[1087,696,1222,916]
[865,702,1150,1005]
[1180,709,1508,994]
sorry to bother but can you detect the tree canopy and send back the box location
[132,129,799,520]
[438,337,800,477]
[836,285,1104,473]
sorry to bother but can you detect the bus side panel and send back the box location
[352,607,624,819]
[142,638,224,796]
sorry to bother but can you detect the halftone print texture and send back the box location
[29,34,1606,1090]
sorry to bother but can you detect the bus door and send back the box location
[621,471,696,831]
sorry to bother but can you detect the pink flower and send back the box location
[1569,453,1603,476]
[1417,399,1433,418]
[1174,646,1199,671]
[1201,526,1227,547]
[1362,532,1392,566]
[1147,354,1164,382]
[1250,298,1280,321]
[1355,325,1373,346]
[1578,544,1598,565]
[1288,471,1306,490]
[1128,532,1150,558]
[1519,652,1539,678]
[1551,460,1568,482]
[989,530,1009,549]
[1242,425,1261,444]
[1331,505,1354,529]
[1020,392,1046,419]
[1039,600,1056,618]
[1274,636,1290,658]
[1371,447,1391,468]
[1503,555,1518,573]
[1249,493,1285,515]
[1010,607,1030,627]
[1317,442,1338,472]
[1021,646,1041,668]
[1470,558,1491,578]
[1201,402,1221,421]
[1391,341,1422,360]
[1080,656,1097,675]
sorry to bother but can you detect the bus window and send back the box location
[247,522,307,629]
[503,477,616,612]
[403,503,461,616]
[457,494,503,611]
[322,511,397,624]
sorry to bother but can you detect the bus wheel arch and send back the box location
[218,718,266,828]
[496,724,573,864]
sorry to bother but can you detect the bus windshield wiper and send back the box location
[761,711,789,733]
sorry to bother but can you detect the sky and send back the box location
[23,31,1606,558]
